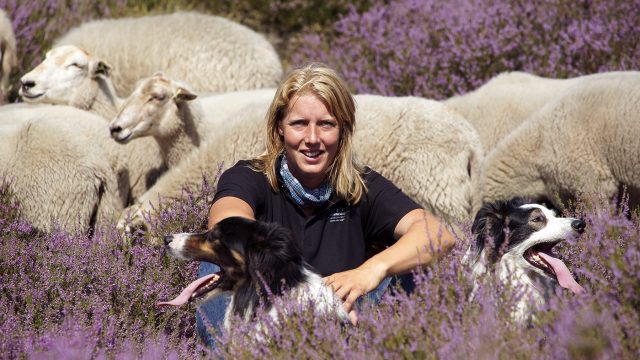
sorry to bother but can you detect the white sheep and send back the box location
[109,72,275,168]
[0,110,123,232]
[53,11,283,97]
[18,45,166,203]
[444,71,583,152]
[354,94,483,221]
[444,71,636,153]
[20,45,122,118]
[0,104,170,215]
[0,9,17,101]
[119,94,483,232]
[482,71,640,208]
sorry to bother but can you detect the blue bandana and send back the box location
[279,154,333,207]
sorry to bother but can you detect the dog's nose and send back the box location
[164,235,173,245]
[571,219,586,234]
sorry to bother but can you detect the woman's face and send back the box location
[278,94,341,189]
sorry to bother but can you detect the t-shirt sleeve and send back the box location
[362,169,422,245]
[212,160,265,213]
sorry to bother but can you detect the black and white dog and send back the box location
[468,197,585,320]
[158,216,348,329]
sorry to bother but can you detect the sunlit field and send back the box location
[1,0,639,357]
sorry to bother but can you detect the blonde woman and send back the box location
[197,63,455,346]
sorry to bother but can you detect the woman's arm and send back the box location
[324,208,455,313]
[207,196,255,229]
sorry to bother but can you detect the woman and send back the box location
[197,63,455,345]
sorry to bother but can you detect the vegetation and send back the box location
[1,0,639,357]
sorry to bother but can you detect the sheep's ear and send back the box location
[90,60,112,79]
[173,87,197,102]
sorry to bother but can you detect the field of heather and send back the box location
[1,0,639,358]
[2,176,639,358]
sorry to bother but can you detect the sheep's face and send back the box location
[109,74,196,144]
[19,45,110,106]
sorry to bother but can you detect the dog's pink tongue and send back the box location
[537,252,584,294]
[156,274,218,307]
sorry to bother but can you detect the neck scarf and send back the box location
[279,154,332,207]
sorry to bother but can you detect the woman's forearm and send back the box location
[361,209,455,277]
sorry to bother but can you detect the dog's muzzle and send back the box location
[571,219,585,234]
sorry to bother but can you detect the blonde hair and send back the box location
[251,63,366,204]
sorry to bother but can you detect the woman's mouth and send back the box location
[301,150,322,159]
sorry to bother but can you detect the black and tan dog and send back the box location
[158,216,349,329]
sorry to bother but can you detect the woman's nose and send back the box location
[305,125,319,143]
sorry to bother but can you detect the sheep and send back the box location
[444,71,637,153]
[118,94,483,233]
[0,104,168,211]
[354,94,483,221]
[115,101,267,235]
[20,45,123,119]
[18,45,166,203]
[444,71,579,152]
[53,11,283,97]
[0,9,17,101]
[482,71,640,209]
[0,110,123,232]
[108,72,276,168]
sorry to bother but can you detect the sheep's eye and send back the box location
[67,63,83,69]
[151,94,166,102]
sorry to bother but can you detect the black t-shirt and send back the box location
[212,160,421,276]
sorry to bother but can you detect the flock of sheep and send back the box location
[0,10,638,236]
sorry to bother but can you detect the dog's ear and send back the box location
[248,222,302,265]
[509,197,527,207]
[245,221,306,294]
[472,200,512,263]
[529,195,563,215]
[215,216,258,261]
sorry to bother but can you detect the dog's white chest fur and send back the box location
[223,268,348,330]
[498,253,555,321]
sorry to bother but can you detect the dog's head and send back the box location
[160,217,308,310]
[471,197,585,293]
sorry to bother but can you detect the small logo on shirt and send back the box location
[329,207,349,223]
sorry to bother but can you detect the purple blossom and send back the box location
[1,0,639,356]
[291,0,640,99]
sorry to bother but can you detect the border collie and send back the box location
[469,197,585,321]
[158,216,349,330]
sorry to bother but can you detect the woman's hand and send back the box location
[323,259,388,321]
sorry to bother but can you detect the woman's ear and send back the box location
[277,123,284,136]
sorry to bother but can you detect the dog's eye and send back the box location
[531,216,544,223]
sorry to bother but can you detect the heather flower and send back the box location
[2,0,640,356]
[291,0,640,99]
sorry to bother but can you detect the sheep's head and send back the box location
[109,73,197,144]
[19,45,112,106]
